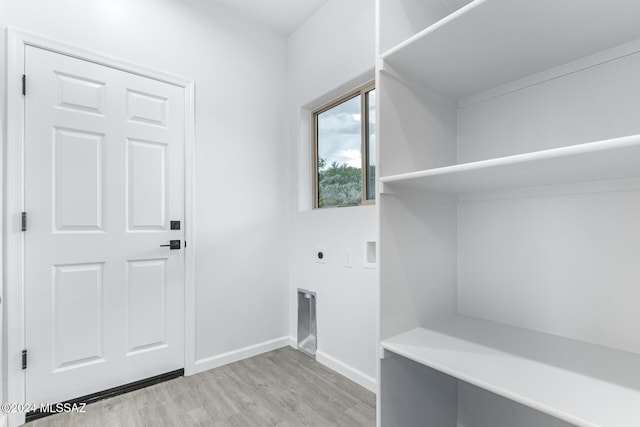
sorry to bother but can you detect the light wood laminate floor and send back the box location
[27,347,376,427]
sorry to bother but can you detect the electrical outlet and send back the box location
[344,249,353,268]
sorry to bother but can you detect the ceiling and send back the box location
[214,0,328,35]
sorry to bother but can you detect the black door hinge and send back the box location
[21,212,27,232]
[22,74,26,96]
[22,350,27,370]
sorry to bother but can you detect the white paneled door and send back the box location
[24,46,185,404]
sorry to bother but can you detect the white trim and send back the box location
[287,337,377,393]
[5,29,196,427]
[288,336,297,348]
[8,28,192,87]
[374,14,384,424]
[183,79,197,377]
[6,28,27,427]
[0,0,7,409]
[194,337,290,373]
[315,351,377,393]
[286,338,377,392]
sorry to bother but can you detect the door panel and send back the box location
[126,259,168,354]
[127,138,168,230]
[53,263,105,371]
[53,128,105,231]
[25,46,185,404]
[126,89,168,127]
[55,71,106,116]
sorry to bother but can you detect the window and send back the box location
[312,82,376,208]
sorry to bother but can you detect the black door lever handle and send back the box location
[160,240,181,250]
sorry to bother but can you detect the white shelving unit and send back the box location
[380,135,640,194]
[376,1,640,426]
[380,0,640,99]
[381,316,640,427]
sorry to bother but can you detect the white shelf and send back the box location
[379,134,640,194]
[381,316,640,427]
[380,0,640,99]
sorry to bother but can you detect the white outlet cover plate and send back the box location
[344,249,353,268]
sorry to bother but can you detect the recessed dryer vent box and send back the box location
[297,289,317,358]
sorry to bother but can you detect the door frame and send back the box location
[5,28,196,427]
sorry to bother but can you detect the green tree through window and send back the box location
[318,159,362,207]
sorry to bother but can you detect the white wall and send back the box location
[456,47,640,355]
[287,0,377,389]
[2,0,289,377]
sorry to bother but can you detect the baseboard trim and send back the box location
[316,351,377,393]
[193,337,377,393]
[194,336,289,374]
